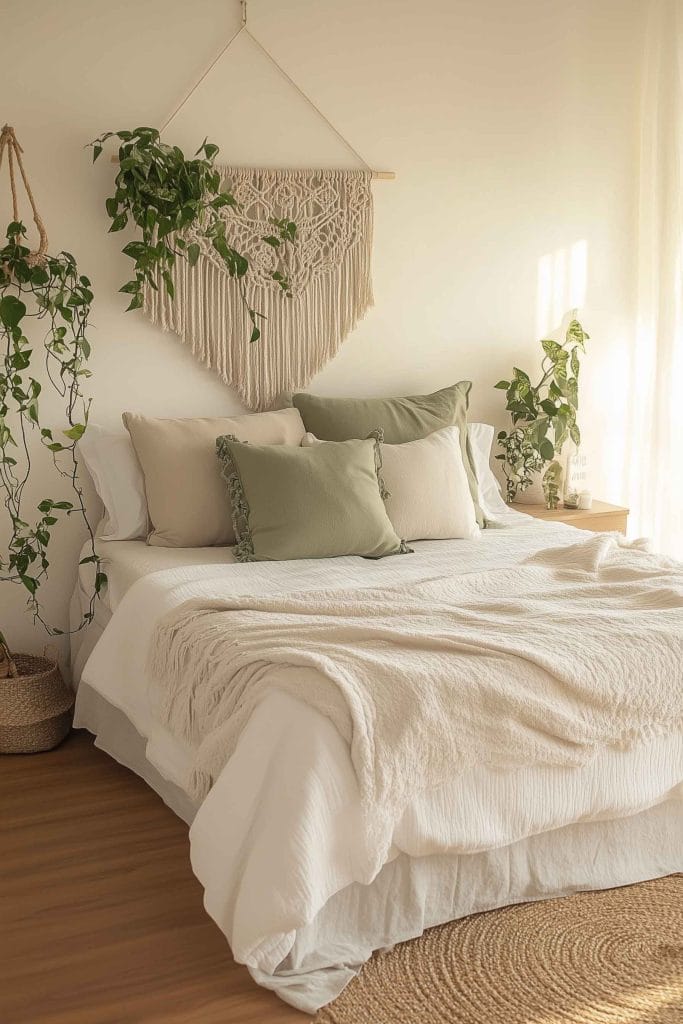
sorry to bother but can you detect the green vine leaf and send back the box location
[63,424,86,441]
[0,295,27,328]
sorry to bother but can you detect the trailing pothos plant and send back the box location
[0,221,104,668]
[494,319,589,505]
[90,127,295,342]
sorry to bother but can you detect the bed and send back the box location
[71,503,683,1013]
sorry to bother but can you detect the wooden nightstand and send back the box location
[512,500,629,534]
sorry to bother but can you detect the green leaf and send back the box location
[161,271,175,299]
[109,213,128,232]
[20,575,38,595]
[187,242,200,267]
[63,423,86,441]
[539,439,555,461]
[92,144,103,163]
[263,235,281,249]
[570,347,580,379]
[250,325,261,343]
[233,251,249,277]
[31,267,49,286]
[122,241,148,259]
[494,380,510,390]
[541,339,562,360]
[0,295,26,328]
[540,399,558,417]
[566,319,588,348]
[570,423,581,446]
[211,193,237,210]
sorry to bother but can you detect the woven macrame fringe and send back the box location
[143,169,374,411]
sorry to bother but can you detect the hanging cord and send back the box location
[157,0,381,174]
[159,16,247,134]
[243,27,371,170]
[0,125,49,265]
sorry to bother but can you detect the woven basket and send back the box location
[0,654,73,754]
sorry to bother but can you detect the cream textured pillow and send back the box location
[303,425,479,542]
[123,407,306,547]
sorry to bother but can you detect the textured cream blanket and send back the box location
[149,534,683,838]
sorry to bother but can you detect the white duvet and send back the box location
[76,513,683,1011]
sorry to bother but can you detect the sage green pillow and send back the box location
[288,383,484,527]
[216,433,410,562]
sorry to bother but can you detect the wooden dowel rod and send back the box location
[109,154,395,179]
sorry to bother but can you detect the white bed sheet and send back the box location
[74,512,683,1010]
[94,538,237,612]
[70,538,236,681]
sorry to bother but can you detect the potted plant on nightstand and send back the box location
[0,126,104,753]
[494,319,588,509]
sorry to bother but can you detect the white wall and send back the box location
[1,0,645,656]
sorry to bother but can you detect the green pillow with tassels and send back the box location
[216,431,411,562]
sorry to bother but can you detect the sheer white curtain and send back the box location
[628,0,683,558]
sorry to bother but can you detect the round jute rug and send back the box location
[316,875,683,1024]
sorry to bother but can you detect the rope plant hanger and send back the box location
[138,1,394,410]
[0,125,49,265]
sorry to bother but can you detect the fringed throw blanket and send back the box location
[144,168,374,411]
[149,534,683,841]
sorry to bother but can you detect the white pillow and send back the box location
[78,425,148,541]
[303,425,479,542]
[467,422,509,520]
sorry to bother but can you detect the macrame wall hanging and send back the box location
[140,1,394,411]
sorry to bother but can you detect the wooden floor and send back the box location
[1,731,307,1024]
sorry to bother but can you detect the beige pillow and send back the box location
[216,433,409,562]
[123,408,305,547]
[303,426,480,542]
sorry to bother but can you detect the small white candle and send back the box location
[578,490,592,510]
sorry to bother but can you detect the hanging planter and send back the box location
[0,125,104,751]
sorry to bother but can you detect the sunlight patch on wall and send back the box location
[536,239,588,336]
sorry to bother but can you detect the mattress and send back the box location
[73,512,683,1009]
